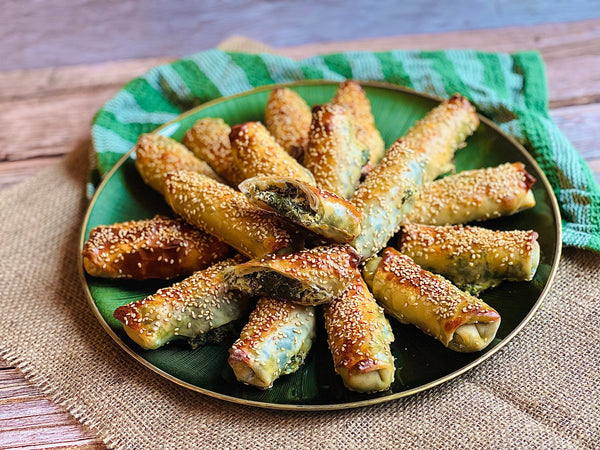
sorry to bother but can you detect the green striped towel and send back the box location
[92,49,600,252]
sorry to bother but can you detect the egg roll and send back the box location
[164,170,303,259]
[224,244,361,306]
[264,87,312,160]
[303,104,369,199]
[331,80,385,171]
[181,117,243,185]
[408,162,537,225]
[82,215,231,280]
[403,93,479,181]
[350,139,424,259]
[398,222,540,293]
[228,297,316,389]
[113,256,248,350]
[323,276,395,393]
[134,133,221,195]
[239,176,362,243]
[364,248,501,352]
[230,121,316,185]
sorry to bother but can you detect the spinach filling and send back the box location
[257,184,316,225]
[233,270,328,305]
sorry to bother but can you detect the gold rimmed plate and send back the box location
[79,81,561,410]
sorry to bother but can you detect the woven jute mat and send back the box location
[1,41,600,450]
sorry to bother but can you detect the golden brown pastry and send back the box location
[134,133,221,195]
[403,93,479,181]
[229,121,316,184]
[181,117,243,186]
[350,139,424,259]
[323,276,395,393]
[397,222,540,293]
[239,176,362,243]
[113,256,248,350]
[224,244,361,306]
[82,215,231,280]
[408,162,537,225]
[331,80,385,171]
[228,298,316,389]
[264,87,312,160]
[303,103,369,199]
[363,248,501,353]
[164,170,304,259]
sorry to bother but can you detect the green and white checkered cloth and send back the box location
[92,49,600,252]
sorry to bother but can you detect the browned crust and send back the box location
[181,117,243,185]
[82,215,232,280]
[303,104,368,198]
[230,121,315,184]
[264,87,312,161]
[402,93,479,182]
[113,255,245,341]
[229,297,295,360]
[164,170,302,258]
[331,80,385,170]
[398,222,538,260]
[301,181,363,221]
[378,248,500,331]
[408,162,537,225]
[134,133,221,195]
[323,276,392,375]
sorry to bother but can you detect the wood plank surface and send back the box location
[1,14,599,450]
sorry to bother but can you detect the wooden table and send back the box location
[1,17,599,450]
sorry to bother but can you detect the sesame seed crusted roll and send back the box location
[264,87,312,161]
[397,223,540,294]
[239,176,362,243]
[113,256,249,350]
[230,121,316,185]
[303,104,370,199]
[331,81,386,172]
[403,93,479,181]
[228,297,316,389]
[364,248,501,353]
[182,117,243,186]
[323,276,395,393]
[407,162,537,225]
[164,171,304,259]
[350,139,424,259]
[134,133,222,196]
[82,215,232,280]
[224,245,362,306]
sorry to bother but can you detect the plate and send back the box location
[79,81,561,410]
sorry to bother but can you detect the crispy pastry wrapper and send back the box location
[303,103,369,199]
[164,170,304,259]
[134,133,221,195]
[323,276,395,393]
[350,139,424,259]
[403,93,479,181]
[398,223,540,293]
[331,81,386,171]
[264,87,312,160]
[230,121,316,185]
[113,256,248,350]
[239,176,362,243]
[364,248,501,353]
[408,162,537,225]
[82,215,231,280]
[182,117,243,186]
[224,245,361,306]
[228,298,316,389]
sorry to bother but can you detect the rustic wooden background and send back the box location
[1,1,599,448]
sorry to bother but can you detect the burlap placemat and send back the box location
[1,143,599,449]
[1,39,599,449]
